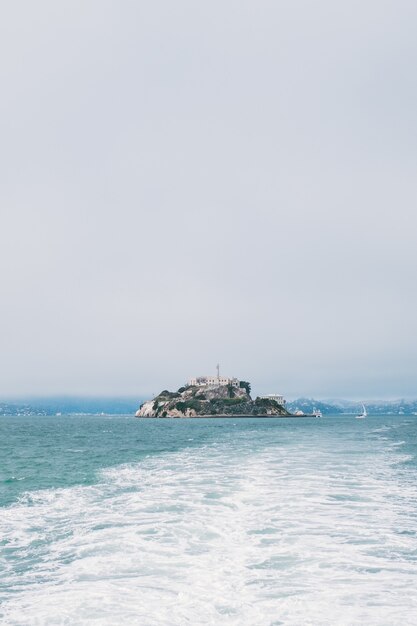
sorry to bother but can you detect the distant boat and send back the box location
[313,409,323,418]
[355,404,367,419]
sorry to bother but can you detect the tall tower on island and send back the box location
[216,363,220,384]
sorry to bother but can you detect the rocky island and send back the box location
[135,376,291,418]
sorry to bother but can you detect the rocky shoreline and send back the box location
[136,413,308,419]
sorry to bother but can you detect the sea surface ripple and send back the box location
[1,415,417,625]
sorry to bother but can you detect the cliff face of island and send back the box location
[135,383,291,418]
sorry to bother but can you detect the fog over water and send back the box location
[1,1,416,398]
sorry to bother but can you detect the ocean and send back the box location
[1,415,417,625]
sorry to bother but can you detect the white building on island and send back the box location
[188,375,240,388]
[189,364,240,389]
[260,393,286,406]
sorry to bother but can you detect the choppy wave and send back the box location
[1,428,417,625]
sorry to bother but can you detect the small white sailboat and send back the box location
[355,403,367,419]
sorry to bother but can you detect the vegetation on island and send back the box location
[136,382,291,418]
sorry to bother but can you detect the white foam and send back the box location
[1,434,417,625]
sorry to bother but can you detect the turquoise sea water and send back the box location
[1,415,417,625]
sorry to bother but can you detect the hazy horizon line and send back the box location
[2,393,417,403]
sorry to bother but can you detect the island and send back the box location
[135,375,292,418]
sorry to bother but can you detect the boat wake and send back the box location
[1,433,417,625]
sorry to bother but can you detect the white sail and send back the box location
[356,403,367,419]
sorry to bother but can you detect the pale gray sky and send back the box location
[1,1,416,399]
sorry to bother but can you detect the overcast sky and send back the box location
[1,1,416,400]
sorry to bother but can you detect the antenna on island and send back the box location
[216,363,220,383]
